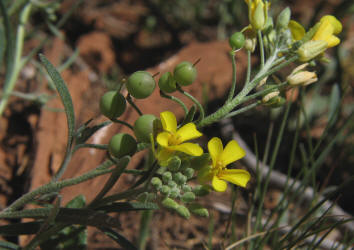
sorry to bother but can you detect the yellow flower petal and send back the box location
[218,169,250,188]
[326,35,340,48]
[289,20,305,41]
[221,140,246,166]
[160,111,177,133]
[169,143,203,156]
[207,137,223,167]
[313,19,334,43]
[320,15,342,34]
[156,132,170,147]
[156,148,173,166]
[176,123,203,143]
[212,175,227,192]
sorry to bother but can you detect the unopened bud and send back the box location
[189,203,209,217]
[173,172,187,185]
[183,168,195,179]
[167,156,181,172]
[252,1,266,30]
[193,185,210,196]
[151,177,162,190]
[160,185,170,195]
[162,197,178,210]
[287,63,318,86]
[263,96,286,108]
[262,90,280,103]
[167,180,177,188]
[176,205,190,219]
[298,40,328,62]
[277,7,291,30]
[182,184,192,193]
[162,171,172,183]
[169,187,180,198]
[181,192,196,203]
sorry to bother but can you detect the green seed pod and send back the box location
[167,156,181,172]
[161,197,178,210]
[181,192,195,203]
[229,32,245,50]
[183,168,195,179]
[127,71,156,99]
[182,184,192,193]
[176,205,190,219]
[160,185,170,195]
[99,91,126,119]
[151,177,162,190]
[173,172,187,185]
[193,185,210,196]
[276,7,291,30]
[169,187,180,198]
[158,72,177,93]
[108,133,137,158]
[133,114,157,143]
[173,61,197,86]
[189,203,209,217]
[162,172,172,183]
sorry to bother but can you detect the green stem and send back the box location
[0,3,32,116]
[2,160,115,212]
[160,91,188,115]
[111,118,134,131]
[177,87,205,121]
[245,50,252,86]
[73,143,108,152]
[224,102,260,118]
[226,51,237,103]
[258,30,265,69]
[198,55,297,128]
[126,94,143,116]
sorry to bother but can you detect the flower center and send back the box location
[168,133,182,146]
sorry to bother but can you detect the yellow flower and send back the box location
[198,137,250,192]
[289,15,342,61]
[244,0,270,31]
[156,111,203,163]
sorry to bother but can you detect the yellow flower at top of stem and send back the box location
[289,15,342,61]
[244,0,270,31]
[198,137,250,192]
[156,111,203,164]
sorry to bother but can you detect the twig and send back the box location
[218,118,354,234]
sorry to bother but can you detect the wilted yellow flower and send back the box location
[287,63,318,86]
[244,0,270,31]
[289,15,342,61]
[198,137,250,192]
[156,111,203,163]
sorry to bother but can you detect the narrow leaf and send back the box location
[99,227,137,250]
[97,202,159,212]
[0,240,20,249]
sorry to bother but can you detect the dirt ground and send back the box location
[0,0,353,248]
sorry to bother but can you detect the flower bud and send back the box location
[151,177,162,190]
[263,96,286,108]
[99,91,126,119]
[167,156,181,172]
[229,32,245,50]
[108,133,137,158]
[298,40,328,62]
[162,171,172,183]
[158,72,177,93]
[181,192,196,203]
[167,180,177,188]
[287,64,318,86]
[189,203,209,217]
[193,185,210,196]
[252,1,266,30]
[243,28,257,52]
[133,114,157,143]
[169,187,180,198]
[174,61,197,86]
[173,172,187,185]
[276,7,291,30]
[183,168,195,179]
[176,205,190,219]
[161,197,178,210]
[262,89,280,103]
[160,185,170,195]
[127,71,156,99]
[182,184,192,193]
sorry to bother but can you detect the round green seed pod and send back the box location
[173,61,197,86]
[108,133,137,158]
[133,114,157,143]
[158,72,177,93]
[229,32,245,50]
[99,91,126,119]
[126,71,156,99]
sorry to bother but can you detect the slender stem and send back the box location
[226,51,237,103]
[2,160,115,212]
[245,50,252,86]
[73,143,108,152]
[160,91,188,114]
[111,118,134,131]
[126,94,143,116]
[177,87,205,121]
[224,102,260,119]
[258,30,265,69]
[0,3,32,116]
